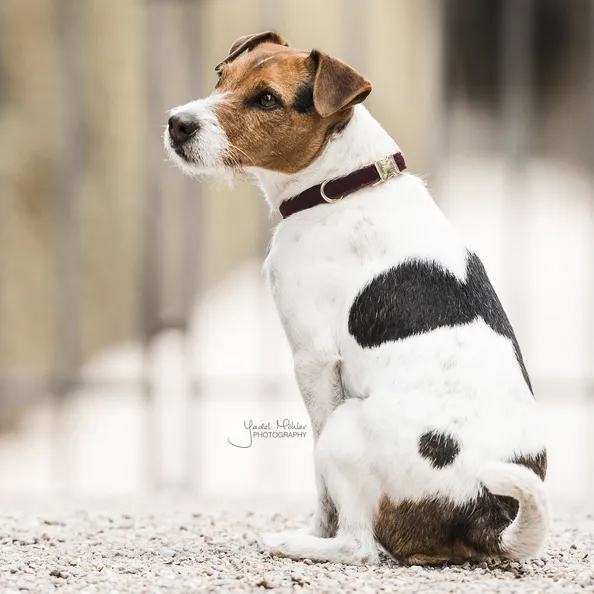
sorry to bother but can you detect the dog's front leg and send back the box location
[293,350,342,538]
[310,474,338,538]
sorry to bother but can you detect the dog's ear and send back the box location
[310,50,372,118]
[215,31,289,72]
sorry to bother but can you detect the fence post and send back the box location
[54,0,85,492]
[500,0,534,358]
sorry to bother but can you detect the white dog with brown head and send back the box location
[165,32,548,566]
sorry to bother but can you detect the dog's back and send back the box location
[268,163,548,564]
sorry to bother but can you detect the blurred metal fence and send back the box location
[1,0,594,498]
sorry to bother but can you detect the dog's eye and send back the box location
[256,92,279,110]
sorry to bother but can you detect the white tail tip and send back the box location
[480,461,550,559]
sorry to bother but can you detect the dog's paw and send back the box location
[261,531,291,557]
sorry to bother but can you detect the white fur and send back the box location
[258,105,548,564]
[167,96,549,565]
[164,94,233,180]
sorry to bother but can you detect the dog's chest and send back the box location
[265,210,370,352]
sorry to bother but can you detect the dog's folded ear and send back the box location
[310,50,372,118]
[215,31,289,72]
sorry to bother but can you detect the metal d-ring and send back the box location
[320,179,344,203]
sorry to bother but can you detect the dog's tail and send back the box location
[479,462,550,559]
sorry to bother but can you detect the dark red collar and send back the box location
[279,152,406,219]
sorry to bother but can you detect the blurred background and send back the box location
[0,0,592,511]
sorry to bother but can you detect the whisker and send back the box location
[227,141,254,166]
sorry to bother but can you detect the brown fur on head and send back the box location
[165,32,372,176]
[214,33,371,173]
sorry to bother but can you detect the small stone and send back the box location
[255,576,276,589]
[158,547,176,558]
[291,573,309,586]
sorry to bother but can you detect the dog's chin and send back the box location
[164,138,235,186]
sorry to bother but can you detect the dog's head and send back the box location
[164,32,372,176]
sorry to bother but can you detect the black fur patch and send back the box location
[510,450,547,480]
[348,252,533,393]
[418,430,460,469]
[292,84,314,113]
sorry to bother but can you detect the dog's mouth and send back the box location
[164,127,204,169]
[163,127,239,183]
[169,137,197,163]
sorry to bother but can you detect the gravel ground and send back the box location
[0,504,592,593]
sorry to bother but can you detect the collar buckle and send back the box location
[320,179,343,203]
[373,154,401,186]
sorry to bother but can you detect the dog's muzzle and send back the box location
[168,113,200,146]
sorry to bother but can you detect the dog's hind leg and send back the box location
[262,399,381,565]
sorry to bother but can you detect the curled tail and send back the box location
[480,461,550,559]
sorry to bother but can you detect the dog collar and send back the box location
[279,152,406,219]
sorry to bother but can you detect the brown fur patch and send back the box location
[212,39,371,174]
[311,50,372,118]
[373,452,547,565]
[374,496,494,565]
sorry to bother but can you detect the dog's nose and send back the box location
[168,113,200,144]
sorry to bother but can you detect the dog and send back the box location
[164,31,549,566]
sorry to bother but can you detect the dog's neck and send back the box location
[248,105,400,213]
